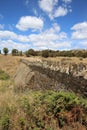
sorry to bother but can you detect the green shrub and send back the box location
[25,49,37,57]
[0,90,87,129]
[19,97,32,115]
[0,115,10,130]
[19,117,25,129]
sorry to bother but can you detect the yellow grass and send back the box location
[0,55,20,77]
[0,55,87,77]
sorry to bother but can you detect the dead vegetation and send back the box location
[0,55,87,130]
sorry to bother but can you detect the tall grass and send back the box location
[0,68,87,129]
[0,83,87,130]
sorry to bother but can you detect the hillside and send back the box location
[14,57,87,97]
[0,55,87,130]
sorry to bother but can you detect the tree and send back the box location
[0,50,1,54]
[42,50,49,58]
[28,49,37,56]
[3,48,9,55]
[12,49,18,56]
[25,49,37,57]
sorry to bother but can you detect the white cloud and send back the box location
[0,24,4,29]
[38,0,72,19]
[38,0,58,19]
[0,40,30,52]
[16,16,44,31]
[33,41,71,50]
[29,23,67,43]
[0,23,71,51]
[0,30,30,42]
[71,21,87,39]
[71,21,87,30]
[54,6,68,17]
[0,30,16,39]
[44,23,61,33]
[29,23,70,50]
[39,0,58,14]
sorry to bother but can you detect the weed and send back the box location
[0,114,10,130]
[0,69,10,80]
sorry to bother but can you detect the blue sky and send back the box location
[0,0,87,51]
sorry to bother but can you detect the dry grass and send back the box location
[0,55,87,76]
[0,79,87,129]
[43,56,87,64]
[0,55,87,129]
[0,55,20,77]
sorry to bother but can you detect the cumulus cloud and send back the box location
[0,30,30,42]
[39,0,58,14]
[29,23,71,50]
[0,40,30,52]
[71,21,87,30]
[0,23,71,51]
[16,16,44,31]
[33,41,71,50]
[38,0,72,19]
[71,21,87,39]
[54,6,68,18]
[29,23,67,43]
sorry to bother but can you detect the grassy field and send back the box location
[0,55,87,130]
[0,54,87,74]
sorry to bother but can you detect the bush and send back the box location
[28,49,37,56]
[25,49,37,57]
[0,90,87,129]
[42,50,49,58]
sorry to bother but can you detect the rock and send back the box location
[14,59,87,97]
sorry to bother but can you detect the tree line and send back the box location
[0,48,23,56]
[0,47,87,58]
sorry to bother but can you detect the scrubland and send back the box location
[0,55,87,130]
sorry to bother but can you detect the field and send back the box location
[0,55,87,130]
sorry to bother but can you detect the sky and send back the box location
[0,0,87,51]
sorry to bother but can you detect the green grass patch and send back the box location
[0,69,10,80]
